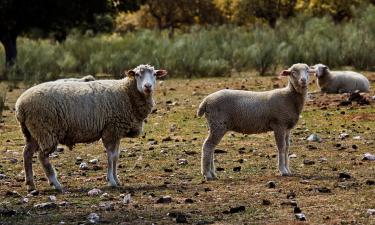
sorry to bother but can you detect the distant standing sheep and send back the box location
[55,75,96,82]
[15,65,167,192]
[312,64,370,93]
[197,63,315,180]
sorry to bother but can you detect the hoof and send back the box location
[281,172,292,177]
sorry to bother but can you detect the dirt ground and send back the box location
[1,72,375,225]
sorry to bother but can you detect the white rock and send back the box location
[21,197,29,203]
[367,209,375,215]
[178,159,188,165]
[79,162,89,170]
[307,134,321,142]
[89,159,98,164]
[87,212,100,224]
[0,174,6,179]
[100,193,109,199]
[339,133,349,139]
[123,194,132,204]
[88,188,102,196]
[352,136,361,140]
[289,154,297,158]
[363,153,375,161]
[48,195,57,202]
[295,213,306,221]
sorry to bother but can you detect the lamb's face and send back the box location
[280,63,315,92]
[312,64,328,78]
[128,65,167,96]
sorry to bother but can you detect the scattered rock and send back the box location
[0,208,17,217]
[303,159,315,165]
[9,158,18,164]
[123,194,132,204]
[353,136,361,140]
[5,190,21,197]
[169,124,177,132]
[363,153,375,161]
[352,144,358,150]
[294,206,302,213]
[164,168,173,173]
[34,202,57,209]
[162,136,172,142]
[223,206,246,214]
[178,159,188,165]
[262,199,271,205]
[88,188,102,196]
[156,195,172,204]
[307,144,318,150]
[339,133,349,140]
[233,166,241,172]
[214,149,227,154]
[216,167,225,171]
[287,191,296,199]
[56,146,65,153]
[184,198,194,204]
[89,159,98,164]
[317,187,331,193]
[367,209,375,215]
[318,157,327,163]
[75,157,83,164]
[307,134,321,142]
[30,190,40,196]
[0,174,6,179]
[267,181,276,188]
[100,193,110,200]
[289,154,297,158]
[87,212,100,224]
[365,180,375,186]
[79,162,89,170]
[295,213,306,221]
[175,214,187,223]
[339,172,351,179]
[48,195,57,202]
[204,187,212,192]
[21,197,29,204]
[99,202,114,211]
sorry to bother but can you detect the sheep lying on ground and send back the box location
[15,65,167,192]
[312,64,369,93]
[55,75,96,82]
[197,63,315,180]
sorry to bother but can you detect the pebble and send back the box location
[339,172,351,179]
[21,197,29,204]
[262,199,271,205]
[317,187,331,193]
[267,181,276,188]
[156,195,172,204]
[5,190,21,197]
[363,153,375,161]
[233,166,241,172]
[123,194,132,204]
[88,188,102,196]
[100,193,110,199]
[79,162,89,170]
[184,198,194,204]
[223,206,246,214]
[367,209,375,215]
[214,149,227,154]
[287,191,296,199]
[89,159,98,164]
[48,195,57,202]
[339,133,349,139]
[353,136,361,140]
[318,157,327,163]
[0,174,6,179]
[307,134,321,142]
[87,212,100,224]
[303,159,315,165]
[295,213,306,221]
[56,146,65,152]
[9,158,18,164]
[175,214,187,223]
[178,159,188,165]
[99,202,114,211]
[34,202,57,209]
[75,157,83,164]
[30,190,40,196]
[365,180,375,186]
[289,154,297,158]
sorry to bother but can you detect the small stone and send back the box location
[30,190,39,196]
[178,159,188,165]
[318,157,327,163]
[294,206,302,213]
[353,136,361,140]
[287,191,296,199]
[169,124,177,132]
[75,157,83,164]
[87,212,100,224]
[339,133,349,139]
[21,197,29,204]
[367,209,375,215]
[184,198,194,204]
[79,162,89,170]
[9,158,18,164]
[300,179,310,184]
[0,174,6,179]
[365,180,375,185]
[89,159,98,164]
[56,146,64,152]
[352,144,358,150]
[233,166,241,172]
[317,187,331,193]
[295,213,306,221]
[99,202,114,211]
[48,195,57,202]
[289,154,297,158]
[0,208,17,217]
[204,187,212,192]
[162,136,172,142]
[223,206,246,214]
[262,199,271,205]
[5,190,21,197]
[216,167,225,171]
[156,195,172,204]
[164,168,173,173]
[88,188,102,196]
[123,194,132,204]
[175,214,187,223]
[307,134,321,142]
[267,181,276,188]
[303,159,315,165]
[339,172,351,179]
[214,149,227,154]
[100,193,110,199]
[34,202,57,209]
[363,153,375,161]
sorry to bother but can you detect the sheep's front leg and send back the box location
[38,148,63,192]
[273,128,291,176]
[284,130,292,174]
[103,139,121,187]
[201,129,225,180]
[23,139,39,192]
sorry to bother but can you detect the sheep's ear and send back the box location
[279,70,291,76]
[323,65,329,70]
[127,70,136,77]
[155,70,167,78]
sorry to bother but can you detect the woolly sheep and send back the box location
[312,64,370,93]
[197,63,315,180]
[15,64,167,192]
[55,75,96,82]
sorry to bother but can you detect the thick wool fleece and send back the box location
[317,70,369,93]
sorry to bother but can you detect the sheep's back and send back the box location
[331,71,370,92]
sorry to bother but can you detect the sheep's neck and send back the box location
[125,78,155,121]
[286,80,307,114]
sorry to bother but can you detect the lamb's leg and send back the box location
[103,139,121,187]
[201,129,225,180]
[284,130,292,174]
[23,139,39,192]
[38,148,63,192]
[273,128,290,176]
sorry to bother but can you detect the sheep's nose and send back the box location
[144,83,152,89]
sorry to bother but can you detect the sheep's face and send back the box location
[312,64,328,78]
[128,64,167,96]
[280,63,315,92]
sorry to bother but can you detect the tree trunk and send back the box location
[0,32,17,80]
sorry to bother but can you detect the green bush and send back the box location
[0,83,6,121]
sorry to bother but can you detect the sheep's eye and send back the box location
[135,73,141,77]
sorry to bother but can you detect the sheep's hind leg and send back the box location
[273,127,291,176]
[103,139,121,187]
[38,147,63,192]
[201,128,226,180]
[23,138,39,192]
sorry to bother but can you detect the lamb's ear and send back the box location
[155,70,167,78]
[127,70,136,77]
[279,70,291,76]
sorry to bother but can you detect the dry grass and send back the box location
[1,73,375,224]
